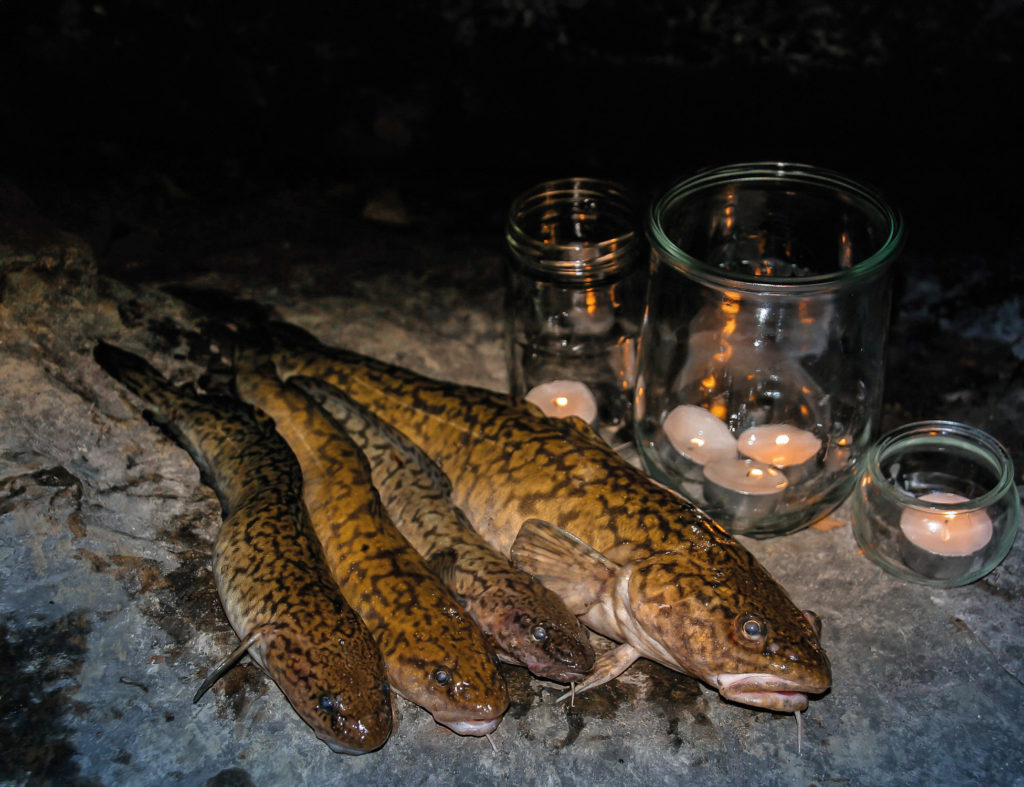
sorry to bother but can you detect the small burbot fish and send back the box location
[232,351,509,736]
[264,326,832,715]
[291,375,596,684]
[93,342,393,754]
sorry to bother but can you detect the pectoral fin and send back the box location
[193,624,275,703]
[510,518,618,615]
[557,642,640,702]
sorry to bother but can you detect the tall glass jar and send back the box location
[635,162,904,537]
[506,178,647,447]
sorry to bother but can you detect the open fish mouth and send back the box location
[715,673,822,713]
[432,715,503,737]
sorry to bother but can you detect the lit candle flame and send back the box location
[554,396,570,408]
[690,436,706,448]
[748,468,764,479]
[774,434,791,446]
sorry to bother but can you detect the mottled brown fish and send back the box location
[290,375,596,683]
[265,326,832,714]
[92,342,392,754]
[232,352,509,736]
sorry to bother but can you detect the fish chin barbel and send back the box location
[260,323,831,714]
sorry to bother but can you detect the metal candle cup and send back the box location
[897,493,994,581]
[737,424,822,485]
[703,459,789,525]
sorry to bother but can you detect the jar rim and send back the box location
[862,420,1016,511]
[507,176,641,282]
[647,161,905,292]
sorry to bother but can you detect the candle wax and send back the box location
[738,424,821,467]
[662,404,738,465]
[703,459,789,496]
[524,380,599,423]
[899,492,993,556]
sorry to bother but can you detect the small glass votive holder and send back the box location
[852,421,1020,587]
[505,177,647,447]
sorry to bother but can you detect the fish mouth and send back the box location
[323,739,375,755]
[433,715,503,737]
[715,673,824,713]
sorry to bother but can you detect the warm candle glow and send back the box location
[525,380,598,423]
[703,458,788,495]
[738,424,821,468]
[899,492,993,556]
[662,405,737,465]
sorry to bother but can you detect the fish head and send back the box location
[262,625,393,754]
[388,605,511,736]
[487,584,596,683]
[624,547,831,713]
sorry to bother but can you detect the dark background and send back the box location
[2,0,1021,272]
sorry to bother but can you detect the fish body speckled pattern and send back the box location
[290,375,596,684]
[232,352,509,736]
[268,327,832,713]
[92,343,393,754]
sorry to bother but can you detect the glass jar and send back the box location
[505,177,647,447]
[635,162,904,537]
[852,421,1019,587]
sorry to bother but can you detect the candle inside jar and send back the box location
[663,404,738,465]
[703,459,789,496]
[738,424,821,467]
[899,492,994,556]
[524,380,598,423]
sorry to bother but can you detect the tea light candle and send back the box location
[662,404,738,465]
[703,458,789,523]
[567,291,616,335]
[525,380,598,423]
[737,423,822,484]
[738,424,822,466]
[899,492,994,580]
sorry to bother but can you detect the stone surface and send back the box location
[1,214,1021,785]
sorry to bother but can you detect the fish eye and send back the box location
[318,694,336,712]
[738,614,767,642]
[432,668,452,686]
[530,625,549,642]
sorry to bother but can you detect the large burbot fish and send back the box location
[92,343,393,754]
[291,375,595,684]
[232,352,509,736]
[265,325,832,714]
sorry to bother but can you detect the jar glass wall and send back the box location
[506,177,647,447]
[636,162,904,537]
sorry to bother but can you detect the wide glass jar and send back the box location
[506,177,647,447]
[635,162,904,537]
